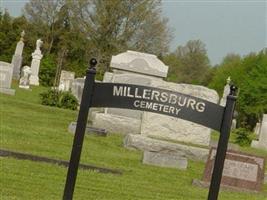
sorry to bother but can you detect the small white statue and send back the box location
[19,66,32,89]
[20,30,25,41]
[36,39,43,50]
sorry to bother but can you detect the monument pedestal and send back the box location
[29,49,43,86]
[0,88,15,95]
[29,75,39,86]
[12,55,23,80]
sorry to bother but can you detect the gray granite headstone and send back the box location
[12,31,25,80]
[71,77,85,103]
[111,50,169,78]
[143,151,188,169]
[0,61,15,95]
[59,70,75,91]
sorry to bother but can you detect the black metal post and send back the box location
[207,85,237,200]
[63,58,97,200]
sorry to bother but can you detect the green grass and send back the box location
[1,84,267,199]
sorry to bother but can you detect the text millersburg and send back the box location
[113,85,206,116]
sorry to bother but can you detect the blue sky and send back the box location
[1,0,266,65]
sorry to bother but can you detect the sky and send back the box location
[1,0,266,65]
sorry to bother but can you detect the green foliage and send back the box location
[164,40,211,85]
[58,91,79,110]
[232,128,255,147]
[40,89,78,110]
[39,55,57,86]
[209,50,267,129]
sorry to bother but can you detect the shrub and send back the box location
[40,89,78,110]
[232,128,255,147]
[58,91,79,110]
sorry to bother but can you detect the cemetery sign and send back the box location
[63,59,237,200]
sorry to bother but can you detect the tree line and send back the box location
[0,0,266,130]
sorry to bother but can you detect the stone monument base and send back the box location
[29,75,39,86]
[19,85,30,89]
[124,134,209,162]
[0,88,15,95]
[143,151,188,169]
[68,122,107,136]
[192,179,259,193]
[92,113,141,135]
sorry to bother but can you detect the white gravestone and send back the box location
[111,50,168,78]
[251,114,267,150]
[92,50,168,134]
[29,39,43,86]
[19,66,31,89]
[12,31,25,80]
[71,77,85,103]
[0,61,15,95]
[220,77,231,107]
[59,70,75,91]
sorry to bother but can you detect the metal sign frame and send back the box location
[63,59,237,200]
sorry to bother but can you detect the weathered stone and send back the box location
[0,61,15,95]
[251,114,267,150]
[19,66,31,89]
[92,113,141,135]
[68,122,107,136]
[219,77,231,106]
[12,31,25,80]
[29,39,43,86]
[71,78,85,103]
[111,50,169,78]
[202,148,265,192]
[124,134,209,162]
[141,80,219,146]
[143,151,188,169]
[103,72,113,82]
[59,70,75,91]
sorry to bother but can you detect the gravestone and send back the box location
[124,134,209,162]
[251,114,267,150]
[143,151,188,169]
[111,50,168,78]
[92,50,169,134]
[19,66,31,89]
[12,31,25,80]
[71,78,85,103]
[219,77,231,107]
[141,80,219,146]
[0,61,15,95]
[92,50,219,146]
[201,148,265,192]
[29,39,43,86]
[59,70,75,91]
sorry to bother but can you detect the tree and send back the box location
[209,50,267,129]
[69,0,172,77]
[23,0,65,54]
[173,40,210,85]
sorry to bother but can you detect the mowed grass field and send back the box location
[0,84,267,200]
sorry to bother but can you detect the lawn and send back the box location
[0,83,267,200]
